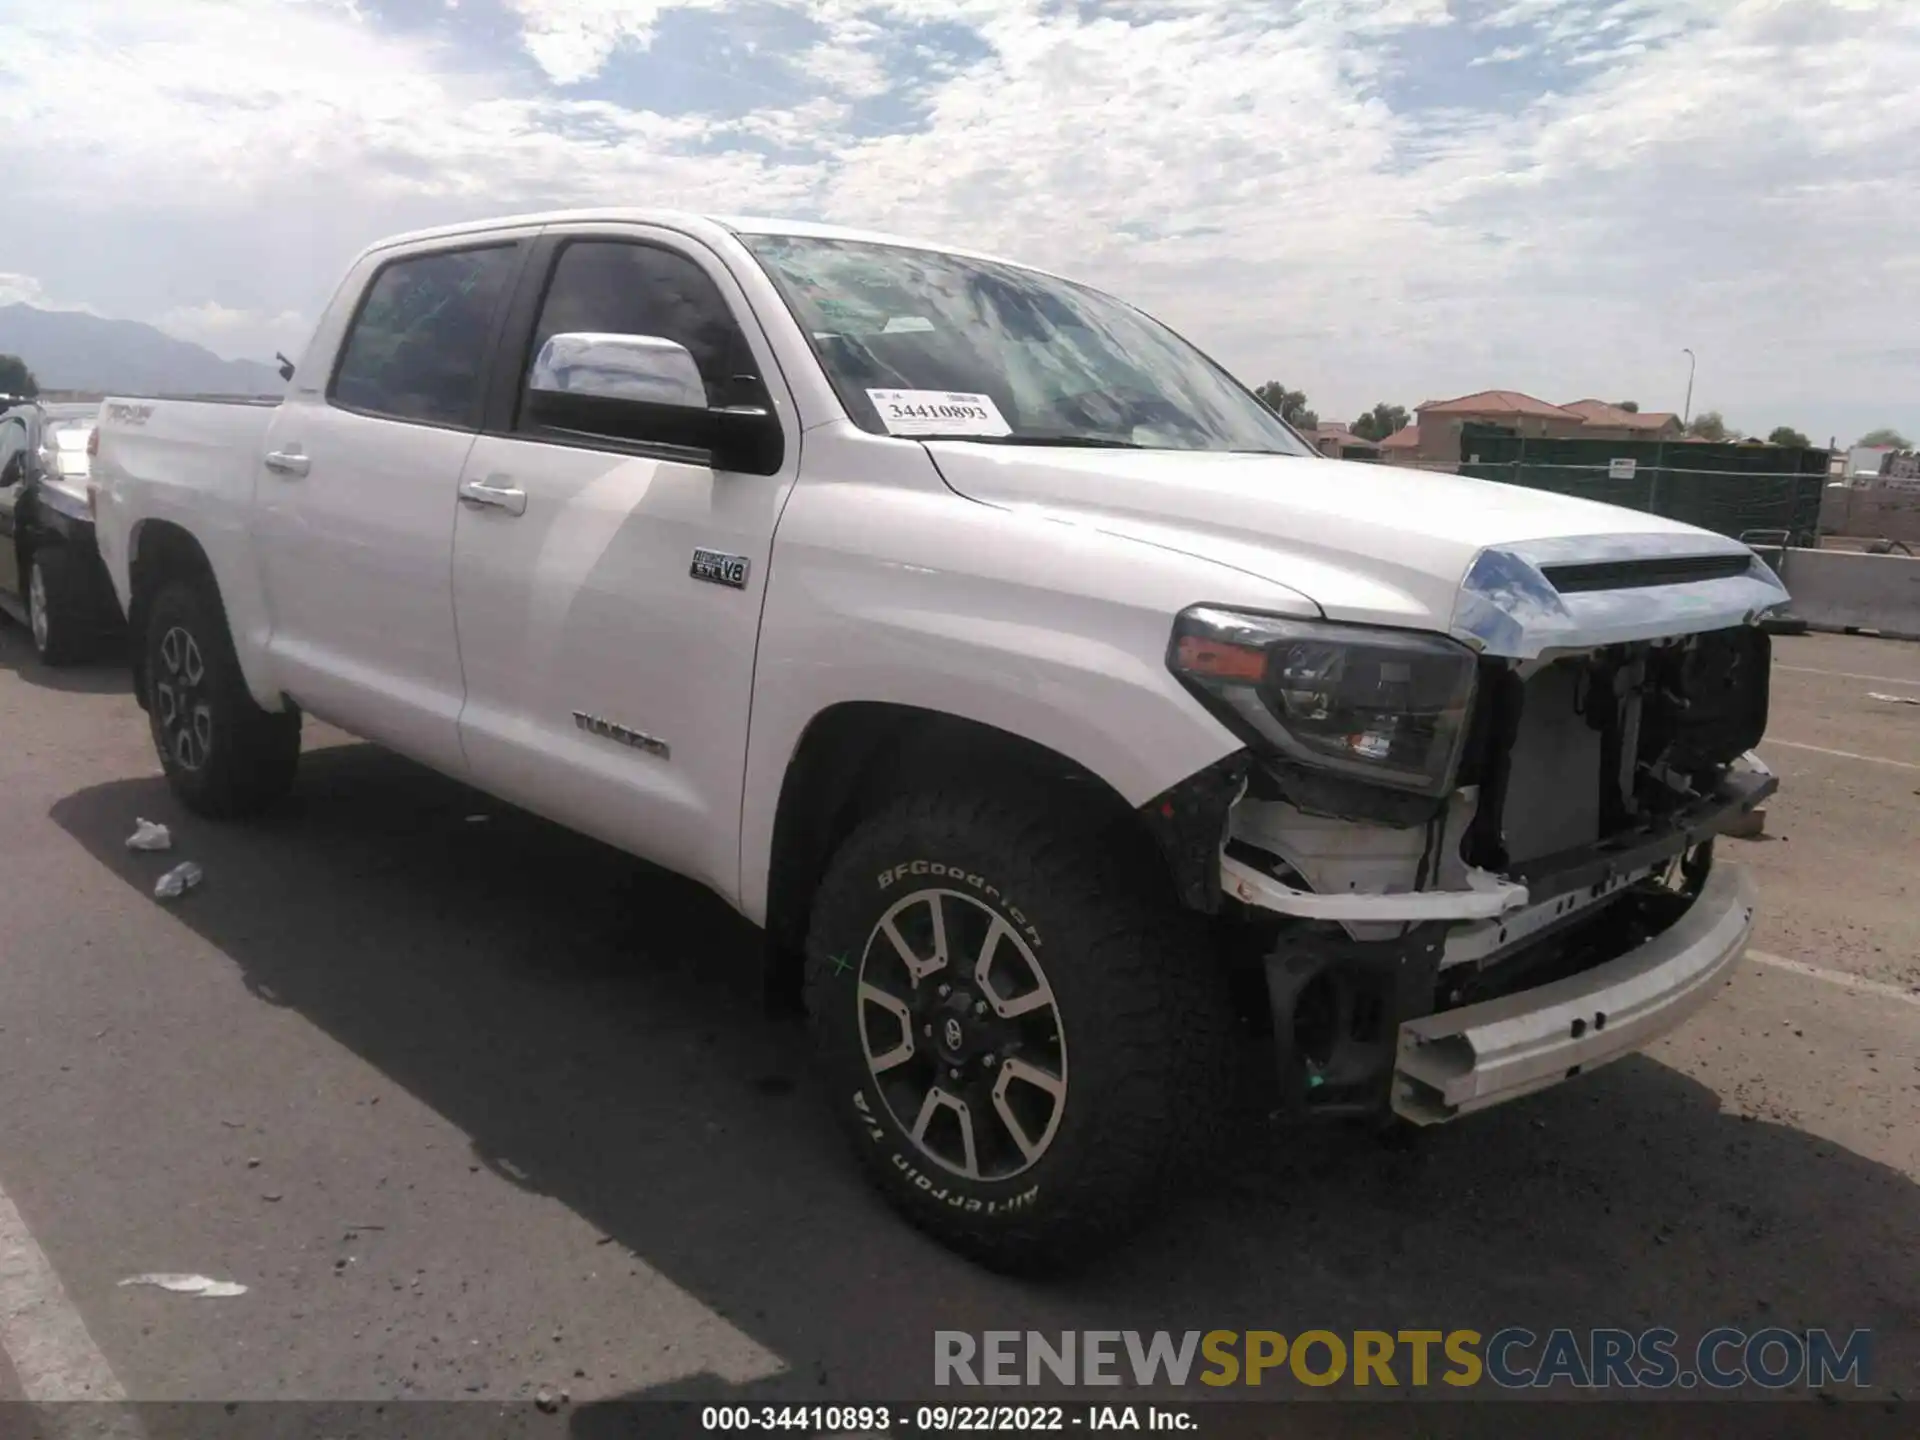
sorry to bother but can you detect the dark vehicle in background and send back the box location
[0,399,123,664]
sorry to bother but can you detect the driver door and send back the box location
[450,227,799,901]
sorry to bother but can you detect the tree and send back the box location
[0,354,38,399]
[1857,427,1913,449]
[1253,381,1317,430]
[1767,426,1812,449]
[1685,411,1736,442]
[1615,400,1640,413]
[1351,403,1410,442]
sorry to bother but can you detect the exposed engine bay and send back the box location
[1209,624,1777,1117]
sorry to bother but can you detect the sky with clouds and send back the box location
[0,0,1913,443]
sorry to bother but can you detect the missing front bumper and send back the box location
[1391,861,1757,1123]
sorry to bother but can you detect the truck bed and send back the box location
[92,396,283,617]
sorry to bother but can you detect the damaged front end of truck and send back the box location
[1145,533,1789,1124]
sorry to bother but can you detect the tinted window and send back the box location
[0,420,24,479]
[332,245,517,427]
[523,242,755,415]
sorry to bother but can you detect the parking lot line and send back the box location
[1759,738,1920,770]
[1774,664,1920,688]
[1748,949,1920,1008]
[0,1178,127,1404]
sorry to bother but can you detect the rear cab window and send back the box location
[330,245,520,428]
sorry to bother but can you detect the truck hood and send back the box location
[924,444,1790,659]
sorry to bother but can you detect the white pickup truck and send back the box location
[93,209,1786,1270]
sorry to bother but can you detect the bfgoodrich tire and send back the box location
[144,578,301,817]
[805,790,1235,1272]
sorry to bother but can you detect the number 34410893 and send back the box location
[891,400,985,421]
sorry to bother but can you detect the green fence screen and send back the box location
[1454,426,1827,543]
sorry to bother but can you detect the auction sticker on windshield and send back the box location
[868,389,1012,437]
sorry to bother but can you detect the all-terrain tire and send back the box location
[143,577,300,817]
[804,790,1236,1273]
[26,547,94,666]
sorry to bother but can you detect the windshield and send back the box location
[743,234,1311,455]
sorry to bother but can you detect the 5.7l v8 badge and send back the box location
[690,548,750,589]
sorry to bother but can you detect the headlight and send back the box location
[1167,606,1478,796]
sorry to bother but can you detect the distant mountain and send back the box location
[0,303,285,397]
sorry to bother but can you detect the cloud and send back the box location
[1,273,54,307]
[0,0,1912,444]
[505,0,723,86]
[1,274,301,360]
[155,302,310,358]
[0,273,101,314]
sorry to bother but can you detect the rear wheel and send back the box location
[143,578,301,817]
[26,548,93,666]
[804,790,1235,1272]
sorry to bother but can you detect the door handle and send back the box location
[263,450,310,477]
[459,476,527,516]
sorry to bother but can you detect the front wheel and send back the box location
[804,791,1235,1272]
[143,578,301,817]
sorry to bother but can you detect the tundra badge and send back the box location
[690,548,750,589]
[572,711,670,759]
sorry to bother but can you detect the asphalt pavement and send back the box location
[0,622,1915,1421]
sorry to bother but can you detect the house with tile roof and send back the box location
[1376,422,1423,462]
[1561,399,1686,439]
[1392,389,1686,466]
[1306,421,1381,459]
[1404,390,1586,465]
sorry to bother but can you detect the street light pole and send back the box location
[1682,348,1696,428]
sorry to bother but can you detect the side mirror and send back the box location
[525,332,783,475]
[530,332,707,408]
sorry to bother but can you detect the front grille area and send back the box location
[1501,661,1602,863]
[1465,626,1771,872]
[1538,553,1753,593]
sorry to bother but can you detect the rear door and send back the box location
[449,226,799,899]
[252,237,528,773]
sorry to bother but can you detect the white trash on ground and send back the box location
[117,1273,247,1298]
[125,818,173,851]
[153,861,204,900]
[1867,692,1920,707]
